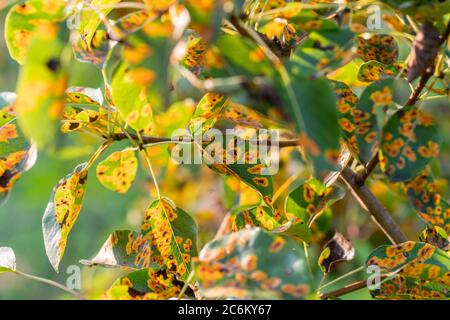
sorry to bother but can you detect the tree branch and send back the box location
[341,166,407,244]
[355,21,450,185]
[111,132,300,148]
[320,275,388,300]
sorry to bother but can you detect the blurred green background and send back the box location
[0,10,144,299]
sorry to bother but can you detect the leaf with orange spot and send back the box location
[141,198,198,282]
[357,60,405,82]
[284,179,344,242]
[231,206,286,232]
[353,78,397,164]
[366,241,450,299]
[43,163,89,271]
[5,0,65,64]
[404,168,450,233]
[0,94,36,205]
[96,148,138,194]
[371,275,449,300]
[14,22,68,148]
[80,230,161,269]
[419,226,449,252]
[189,92,228,136]
[199,134,274,205]
[194,228,313,299]
[380,106,441,182]
[357,34,398,65]
[104,268,185,300]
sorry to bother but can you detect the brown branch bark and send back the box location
[320,275,387,300]
[111,132,300,148]
[341,166,407,244]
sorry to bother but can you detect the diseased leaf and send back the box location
[96,148,138,193]
[366,241,450,299]
[318,232,355,274]
[332,81,359,155]
[358,60,405,82]
[141,198,198,282]
[189,92,228,136]
[231,206,285,232]
[354,78,396,164]
[195,228,313,299]
[290,27,355,74]
[111,63,155,135]
[5,0,65,63]
[82,197,198,281]
[382,1,450,30]
[104,268,184,300]
[380,106,441,182]
[80,230,161,269]
[372,275,450,300]
[405,168,450,233]
[357,34,398,65]
[73,0,120,50]
[0,247,16,273]
[419,226,449,252]
[201,134,274,205]
[284,179,344,242]
[15,22,68,148]
[0,94,36,203]
[43,163,89,271]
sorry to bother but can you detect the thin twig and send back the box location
[356,21,450,185]
[340,166,407,244]
[14,270,86,300]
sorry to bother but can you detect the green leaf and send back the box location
[80,230,160,269]
[357,60,404,82]
[371,275,450,300]
[231,206,285,231]
[194,228,313,299]
[366,241,450,299]
[82,197,198,281]
[202,135,274,205]
[404,168,450,233]
[284,178,344,242]
[357,34,398,65]
[104,268,184,300]
[15,22,68,148]
[111,63,155,135]
[280,75,341,175]
[214,34,275,77]
[353,78,396,164]
[291,27,355,75]
[382,0,450,27]
[332,81,359,155]
[0,247,16,273]
[189,92,228,136]
[96,148,138,193]
[0,100,36,203]
[5,0,65,64]
[74,0,120,48]
[62,87,115,136]
[380,106,441,182]
[419,226,449,252]
[141,198,198,282]
[43,162,89,271]
[318,232,355,274]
